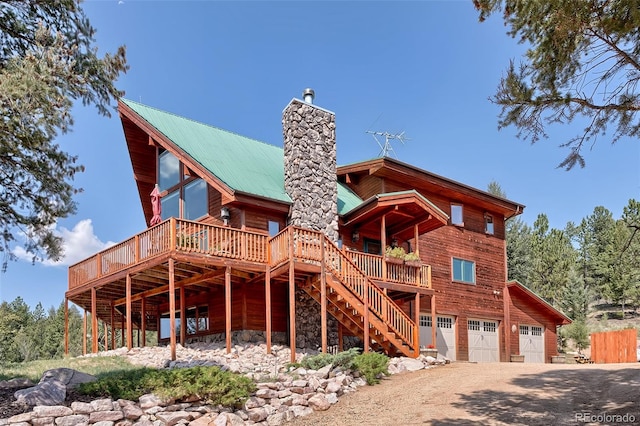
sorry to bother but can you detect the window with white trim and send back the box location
[451,204,464,226]
[452,257,475,284]
[484,213,494,235]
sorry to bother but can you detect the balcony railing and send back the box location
[69,221,431,291]
[68,218,270,290]
[346,250,431,288]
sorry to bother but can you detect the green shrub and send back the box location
[331,347,360,369]
[300,353,334,370]
[299,347,361,371]
[78,366,256,408]
[352,352,389,385]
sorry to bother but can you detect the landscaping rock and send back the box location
[14,379,66,406]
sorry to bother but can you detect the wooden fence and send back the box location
[590,329,638,363]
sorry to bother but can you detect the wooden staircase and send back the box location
[276,227,418,357]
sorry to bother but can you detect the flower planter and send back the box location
[421,348,438,358]
[551,355,566,364]
[385,256,404,265]
[405,260,422,268]
[510,354,525,363]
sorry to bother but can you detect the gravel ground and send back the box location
[288,362,640,426]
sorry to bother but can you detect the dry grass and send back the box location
[0,355,137,382]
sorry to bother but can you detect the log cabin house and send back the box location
[65,89,571,363]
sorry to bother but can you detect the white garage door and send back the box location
[468,319,499,363]
[419,315,456,360]
[519,325,545,363]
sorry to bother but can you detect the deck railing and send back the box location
[270,227,417,349]
[345,251,431,288]
[68,218,269,290]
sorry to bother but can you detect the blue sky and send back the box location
[1,1,638,310]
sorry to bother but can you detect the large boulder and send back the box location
[13,368,96,406]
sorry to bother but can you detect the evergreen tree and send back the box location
[475,0,640,169]
[0,0,127,268]
[528,214,576,306]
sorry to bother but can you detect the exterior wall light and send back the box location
[221,206,230,225]
[351,229,360,242]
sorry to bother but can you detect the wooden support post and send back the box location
[288,260,296,364]
[91,287,98,353]
[180,286,186,345]
[141,297,146,347]
[338,323,344,352]
[82,309,87,356]
[414,292,420,357]
[169,258,176,361]
[431,295,437,347]
[110,303,115,349]
[104,321,108,351]
[320,238,327,354]
[225,266,232,353]
[363,279,370,353]
[241,282,248,330]
[126,274,132,350]
[156,306,161,345]
[381,215,387,280]
[121,310,125,347]
[265,266,272,354]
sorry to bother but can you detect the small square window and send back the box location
[484,214,494,235]
[452,257,475,284]
[451,204,464,226]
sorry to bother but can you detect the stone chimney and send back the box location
[282,89,339,243]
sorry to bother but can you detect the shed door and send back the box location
[419,315,456,360]
[468,319,499,362]
[519,325,545,363]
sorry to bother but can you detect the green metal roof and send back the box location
[121,99,362,214]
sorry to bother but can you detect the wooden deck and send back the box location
[66,219,433,358]
[69,218,432,291]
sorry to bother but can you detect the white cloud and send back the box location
[14,219,115,267]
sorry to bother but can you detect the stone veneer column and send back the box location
[282,92,339,243]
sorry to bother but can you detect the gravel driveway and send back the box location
[288,362,640,425]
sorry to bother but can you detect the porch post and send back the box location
[110,303,115,349]
[320,238,327,353]
[381,215,387,280]
[265,266,272,354]
[338,323,344,352]
[180,286,186,345]
[431,295,437,346]
[363,279,370,353]
[414,292,420,356]
[121,312,125,347]
[225,266,232,353]
[82,309,87,356]
[91,287,98,353]
[414,224,419,255]
[289,260,296,363]
[169,258,176,361]
[64,298,69,356]
[141,296,146,347]
[103,321,108,351]
[126,274,132,350]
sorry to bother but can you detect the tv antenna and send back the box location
[366,130,411,158]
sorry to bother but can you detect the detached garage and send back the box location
[505,281,572,363]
